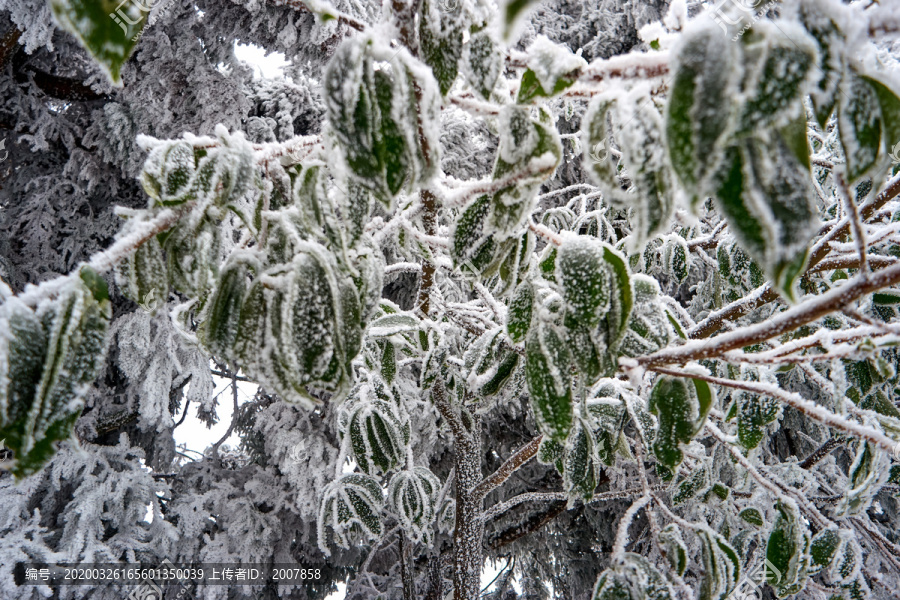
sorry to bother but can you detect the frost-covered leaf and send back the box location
[658,524,687,576]
[49,0,147,84]
[648,376,713,469]
[563,418,600,500]
[836,441,889,516]
[737,23,819,135]
[666,22,741,207]
[489,106,562,236]
[199,252,257,361]
[698,526,740,600]
[619,275,672,358]
[862,75,900,167]
[839,69,883,182]
[419,0,464,96]
[517,36,586,103]
[808,528,840,575]
[506,281,533,344]
[525,320,572,442]
[367,313,421,338]
[799,2,844,128]
[672,464,707,505]
[464,328,520,398]
[462,27,501,100]
[714,130,817,302]
[500,0,542,42]
[766,500,810,597]
[324,36,440,206]
[583,91,674,245]
[347,394,409,475]
[317,473,384,556]
[739,507,764,527]
[591,553,675,600]
[115,235,167,312]
[234,247,360,406]
[388,467,440,542]
[0,268,110,479]
[734,366,780,450]
[586,396,626,466]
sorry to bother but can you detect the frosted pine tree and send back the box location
[4,0,900,599]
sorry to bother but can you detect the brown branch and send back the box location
[800,436,845,470]
[644,259,900,368]
[689,172,900,339]
[471,436,543,500]
[487,500,567,550]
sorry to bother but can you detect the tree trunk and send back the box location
[453,414,483,600]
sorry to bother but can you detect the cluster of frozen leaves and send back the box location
[5,0,900,598]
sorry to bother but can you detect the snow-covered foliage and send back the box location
[4,0,900,599]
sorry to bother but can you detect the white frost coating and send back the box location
[525,35,587,94]
[498,105,538,165]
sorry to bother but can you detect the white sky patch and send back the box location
[234,42,290,80]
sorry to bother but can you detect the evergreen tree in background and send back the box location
[3,0,900,598]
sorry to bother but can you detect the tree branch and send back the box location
[642,259,900,369]
[471,435,543,501]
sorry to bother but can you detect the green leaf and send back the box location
[808,528,840,575]
[861,75,900,166]
[648,376,713,469]
[200,253,257,360]
[506,281,534,343]
[324,37,440,206]
[739,508,764,527]
[388,467,440,542]
[799,4,843,129]
[735,368,780,450]
[525,321,573,442]
[698,527,741,600]
[659,524,688,576]
[516,37,585,103]
[557,236,612,329]
[50,0,148,84]
[461,28,501,100]
[367,314,421,338]
[673,466,707,505]
[666,23,741,207]
[564,418,600,500]
[537,436,565,473]
[766,500,810,597]
[839,69,883,182]
[714,131,817,302]
[489,107,562,236]
[318,473,384,554]
[586,397,626,466]
[619,275,673,358]
[592,554,676,600]
[500,0,541,41]
[583,93,674,244]
[116,236,168,312]
[419,0,464,96]
[737,23,818,135]
[1,274,111,479]
[836,441,888,516]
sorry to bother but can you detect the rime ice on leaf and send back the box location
[591,553,676,600]
[666,21,742,208]
[387,467,440,543]
[324,35,440,207]
[317,473,384,556]
[648,376,713,469]
[517,35,586,103]
[0,268,110,478]
[765,499,810,597]
[697,526,740,600]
